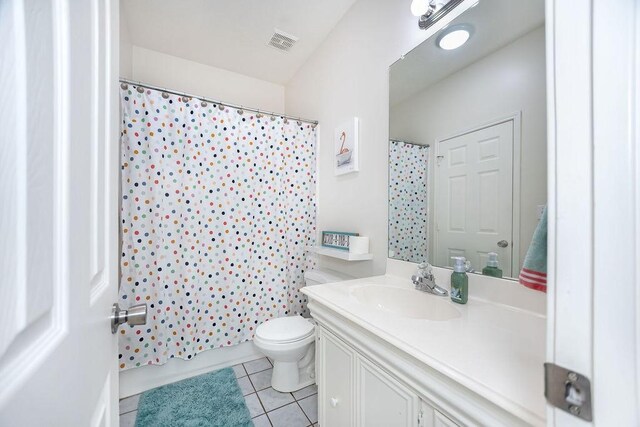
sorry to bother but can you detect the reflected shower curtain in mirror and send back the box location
[118,85,316,369]
[388,140,429,263]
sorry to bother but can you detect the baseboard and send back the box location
[119,341,262,398]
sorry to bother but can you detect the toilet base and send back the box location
[270,344,316,392]
[271,361,315,392]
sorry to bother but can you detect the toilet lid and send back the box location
[255,316,314,343]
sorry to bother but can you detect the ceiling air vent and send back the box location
[268,29,298,52]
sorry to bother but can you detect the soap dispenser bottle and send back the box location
[482,252,503,278]
[450,257,469,304]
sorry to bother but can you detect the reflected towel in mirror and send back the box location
[519,206,547,292]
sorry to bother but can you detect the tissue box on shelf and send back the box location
[349,236,370,255]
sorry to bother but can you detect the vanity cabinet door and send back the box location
[318,327,356,426]
[433,410,461,427]
[419,400,462,427]
[358,357,420,426]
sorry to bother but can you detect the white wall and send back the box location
[119,0,133,79]
[285,0,475,277]
[130,46,285,112]
[390,26,547,271]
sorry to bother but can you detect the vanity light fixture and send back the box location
[410,0,432,17]
[411,0,465,30]
[436,24,473,50]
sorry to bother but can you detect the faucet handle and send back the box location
[417,262,432,277]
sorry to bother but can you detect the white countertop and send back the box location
[301,273,546,426]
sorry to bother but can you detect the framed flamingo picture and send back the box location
[334,117,359,175]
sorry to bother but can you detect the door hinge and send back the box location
[544,362,593,421]
[417,409,424,426]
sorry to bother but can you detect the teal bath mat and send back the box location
[135,368,252,427]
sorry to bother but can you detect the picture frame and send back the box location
[334,117,359,176]
[321,231,359,251]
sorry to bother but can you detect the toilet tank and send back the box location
[304,268,354,286]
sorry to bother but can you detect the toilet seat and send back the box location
[255,316,314,344]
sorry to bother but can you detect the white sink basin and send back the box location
[350,285,461,321]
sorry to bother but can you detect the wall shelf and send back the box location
[307,246,373,261]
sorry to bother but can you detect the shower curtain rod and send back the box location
[119,78,319,125]
[390,139,430,148]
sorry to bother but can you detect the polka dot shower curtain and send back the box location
[388,140,429,263]
[118,85,316,369]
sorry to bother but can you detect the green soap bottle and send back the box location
[450,257,469,304]
[482,252,503,278]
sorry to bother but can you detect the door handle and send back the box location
[497,240,509,248]
[111,303,147,334]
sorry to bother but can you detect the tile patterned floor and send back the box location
[119,357,319,427]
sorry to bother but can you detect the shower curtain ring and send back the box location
[136,86,144,93]
[120,82,128,90]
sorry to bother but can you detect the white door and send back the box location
[434,120,514,276]
[0,0,120,425]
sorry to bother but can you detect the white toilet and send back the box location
[253,268,353,392]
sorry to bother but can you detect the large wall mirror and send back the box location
[388,0,546,279]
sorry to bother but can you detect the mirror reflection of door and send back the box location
[434,119,515,276]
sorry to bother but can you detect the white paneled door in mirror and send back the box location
[434,119,515,277]
[0,0,119,425]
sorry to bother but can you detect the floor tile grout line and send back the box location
[243,365,272,376]
[296,400,314,426]
[257,390,296,415]
[246,370,270,392]
[239,375,256,395]
[251,412,273,426]
[242,357,272,367]
[243,391,265,417]
[261,412,274,427]
[236,364,249,378]
[294,392,318,403]
[253,390,270,416]
[265,411,274,426]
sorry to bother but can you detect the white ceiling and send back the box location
[390,0,545,105]
[120,0,358,85]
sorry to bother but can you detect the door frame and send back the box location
[433,112,522,274]
[546,0,640,424]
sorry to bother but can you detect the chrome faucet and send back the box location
[412,262,448,297]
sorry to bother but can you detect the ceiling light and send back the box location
[436,24,472,50]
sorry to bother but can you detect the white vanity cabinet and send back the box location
[317,328,356,426]
[317,325,461,427]
[358,356,420,426]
